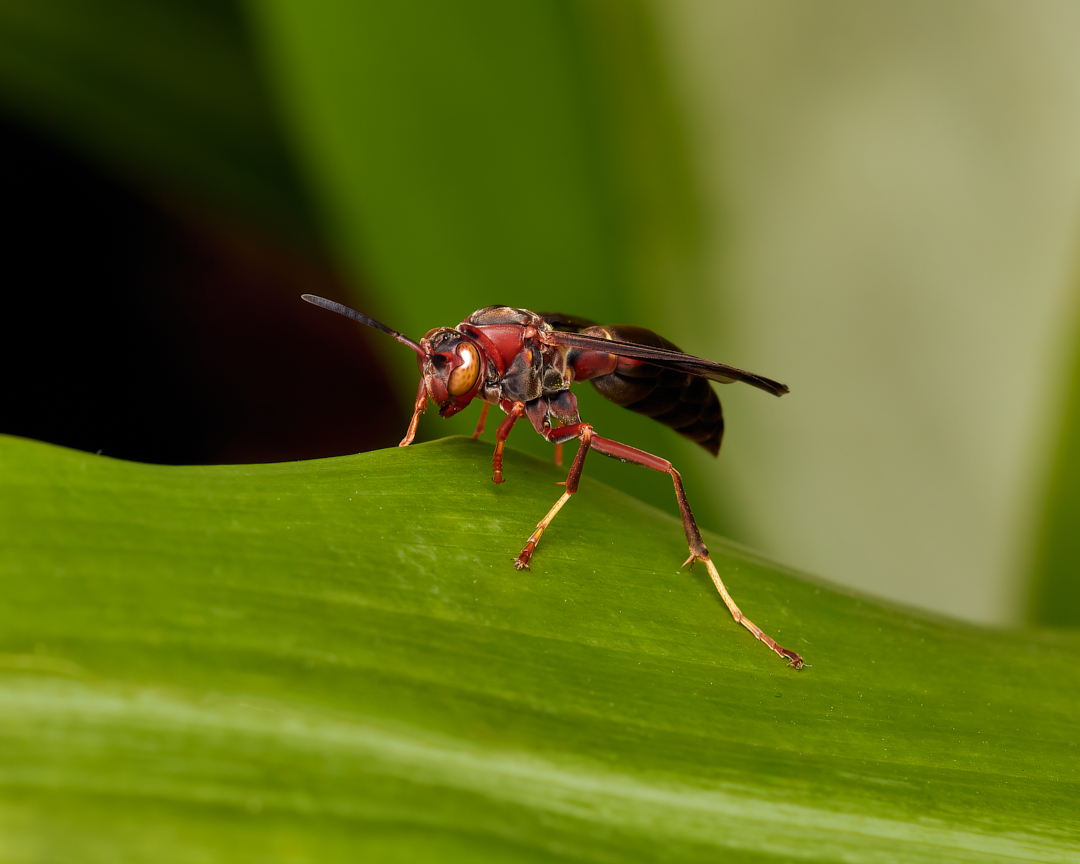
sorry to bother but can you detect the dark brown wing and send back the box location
[542,328,789,397]
[538,312,600,332]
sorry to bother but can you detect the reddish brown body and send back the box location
[301,295,803,669]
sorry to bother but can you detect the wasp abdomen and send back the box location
[577,325,723,456]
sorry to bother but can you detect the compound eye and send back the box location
[447,342,481,397]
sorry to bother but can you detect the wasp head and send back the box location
[299,294,486,426]
[418,328,485,417]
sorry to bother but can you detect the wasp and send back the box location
[303,294,802,668]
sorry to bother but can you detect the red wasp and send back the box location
[303,294,803,668]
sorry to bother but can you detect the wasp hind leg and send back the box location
[515,424,804,669]
[513,423,594,571]
[693,557,804,668]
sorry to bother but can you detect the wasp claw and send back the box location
[513,557,530,571]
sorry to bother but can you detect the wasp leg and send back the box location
[553,442,563,467]
[696,557,803,668]
[491,401,526,484]
[399,379,428,447]
[589,433,803,668]
[514,424,593,570]
[517,424,804,669]
[472,402,491,439]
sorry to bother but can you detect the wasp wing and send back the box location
[538,312,600,332]
[542,328,789,396]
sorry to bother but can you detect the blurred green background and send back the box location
[2,0,1079,628]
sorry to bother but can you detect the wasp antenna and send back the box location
[301,294,427,358]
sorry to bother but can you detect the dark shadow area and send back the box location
[0,114,401,465]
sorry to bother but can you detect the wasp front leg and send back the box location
[472,402,491,439]
[515,423,803,669]
[490,401,526,483]
[399,379,428,447]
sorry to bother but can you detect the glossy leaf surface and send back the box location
[1,434,1077,861]
[1028,263,1080,626]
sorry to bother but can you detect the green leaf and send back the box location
[249,0,699,329]
[246,0,716,524]
[0,0,723,527]
[1028,268,1080,626]
[0,0,315,233]
[2,433,1077,861]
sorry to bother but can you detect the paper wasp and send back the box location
[303,294,802,668]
